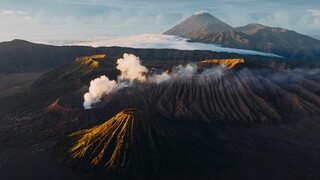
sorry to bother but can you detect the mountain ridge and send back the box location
[164,12,320,60]
[0,39,292,74]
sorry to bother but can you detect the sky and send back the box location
[0,0,319,42]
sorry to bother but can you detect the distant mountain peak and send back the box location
[246,23,266,28]
[234,23,291,35]
[234,23,267,34]
[164,11,232,39]
[247,23,264,26]
[193,10,209,16]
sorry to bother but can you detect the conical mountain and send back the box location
[57,108,228,179]
[164,11,233,39]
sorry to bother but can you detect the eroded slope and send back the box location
[57,109,227,179]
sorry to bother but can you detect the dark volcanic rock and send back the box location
[56,108,228,179]
[1,55,320,180]
[7,60,320,140]
[81,64,320,127]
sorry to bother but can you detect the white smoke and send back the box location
[83,76,118,109]
[149,72,171,84]
[201,64,225,76]
[84,53,150,109]
[116,53,148,82]
[83,53,227,109]
[174,63,197,74]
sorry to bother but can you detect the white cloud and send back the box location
[17,11,28,15]
[2,10,13,15]
[221,8,255,27]
[221,8,320,35]
[308,9,320,16]
[23,16,32,20]
[257,10,320,34]
[155,13,165,25]
[54,34,279,57]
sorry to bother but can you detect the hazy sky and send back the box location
[0,0,319,42]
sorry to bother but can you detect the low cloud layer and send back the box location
[68,34,279,57]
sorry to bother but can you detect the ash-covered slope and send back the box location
[3,57,320,141]
[57,108,227,179]
[83,64,320,126]
[55,60,320,179]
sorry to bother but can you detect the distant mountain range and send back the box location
[165,11,320,60]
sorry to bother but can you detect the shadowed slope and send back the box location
[57,109,228,179]
[6,60,319,141]
[87,65,320,127]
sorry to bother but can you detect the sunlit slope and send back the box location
[201,58,245,69]
[57,108,227,179]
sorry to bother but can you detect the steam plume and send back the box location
[83,76,118,109]
[174,63,197,74]
[116,53,148,82]
[149,72,171,84]
[84,53,149,109]
[83,53,226,109]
